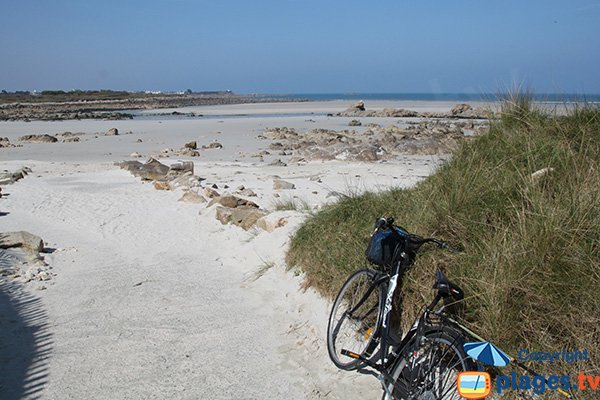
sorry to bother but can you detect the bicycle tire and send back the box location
[383,329,476,400]
[327,268,385,370]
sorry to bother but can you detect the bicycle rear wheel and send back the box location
[327,268,384,370]
[384,329,476,400]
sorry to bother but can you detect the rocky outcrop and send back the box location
[18,134,58,143]
[337,102,492,119]
[259,118,489,160]
[0,92,300,122]
[0,166,32,185]
[115,158,202,192]
[0,137,18,148]
[105,128,119,136]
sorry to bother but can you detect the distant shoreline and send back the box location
[262,92,600,103]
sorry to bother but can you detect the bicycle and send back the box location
[326,217,574,399]
[326,217,476,399]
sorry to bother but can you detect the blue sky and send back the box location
[1,0,599,94]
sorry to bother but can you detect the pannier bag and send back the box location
[365,226,410,267]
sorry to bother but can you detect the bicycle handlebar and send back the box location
[373,217,456,252]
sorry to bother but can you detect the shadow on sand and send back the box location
[0,278,52,399]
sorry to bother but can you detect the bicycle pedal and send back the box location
[341,349,361,359]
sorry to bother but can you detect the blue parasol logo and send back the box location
[464,341,512,367]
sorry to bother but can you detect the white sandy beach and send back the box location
[0,100,448,399]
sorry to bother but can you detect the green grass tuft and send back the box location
[272,196,311,212]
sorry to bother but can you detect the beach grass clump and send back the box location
[286,100,600,376]
[272,196,311,212]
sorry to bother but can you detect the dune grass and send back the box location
[272,196,311,212]
[286,99,600,377]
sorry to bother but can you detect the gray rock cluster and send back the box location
[0,166,32,185]
[259,122,481,161]
[115,158,293,232]
[337,101,492,119]
[0,137,20,148]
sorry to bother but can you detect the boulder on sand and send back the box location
[140,158,170,181]
[105,128,119,136]
[273,179,295,190]
[178,191,207,204]
[0,231,44,254]
[450,103,473,116]
[207,195,259,209]
[230,208,268,230]
[214,206,268,230]
[18,134,58,143]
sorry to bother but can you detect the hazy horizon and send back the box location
[2,0,599,94]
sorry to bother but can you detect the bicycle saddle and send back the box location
[433,271,464,302]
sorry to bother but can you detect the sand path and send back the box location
[1,161,386,399]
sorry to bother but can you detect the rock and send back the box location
[129,152,142,158]
[178,191,207,203]
[106,128,119,136]
[181,148,200,157]
[59,131,84,137]
[184,140,197,149]
[203,187,220,199]
[63,137,80,143]
[238,188,257,197]
[0,231,44,254]
[256,214,289,232]
[168,172,202,191]
[18,134,58,143]
[136,138,143,143]
[115,160,144,174]
[351,100,365,111]
[154,181,170,190]
[349,119,362,126]
[268,142,284,150]
[230,208,268,230]
[356,147,379,161]
[0,167,31,185]
[207,195,259,209]
[273,179,295,190]
[168,161,194,175]
[0,137,15,148]
[450,104,473,116]
[269,159,287,167]
[202,142,223,149]
[139,158,170,181]
[215,206,233,224]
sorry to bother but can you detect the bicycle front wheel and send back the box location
[384,329,475,400]
[327,268,384,370]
